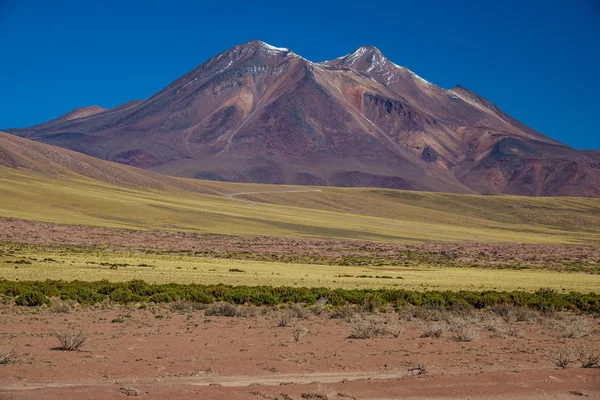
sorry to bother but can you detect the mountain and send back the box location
[6,40,600,196]
[0,130,221,194]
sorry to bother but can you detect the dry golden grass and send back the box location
[1,243,599,292]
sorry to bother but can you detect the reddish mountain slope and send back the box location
[7,40,600,196]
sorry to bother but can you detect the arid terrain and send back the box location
[1,84,599,399]
[1,301,599,399]
[1,214,599,399]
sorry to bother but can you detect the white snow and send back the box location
[343,47,367,65]
[389,62,433,87]
[214,60,233,75]
[259,41,289,53]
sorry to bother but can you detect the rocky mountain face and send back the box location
[7,40,600,196]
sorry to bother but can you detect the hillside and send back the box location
[6,40,600,197]
[1,131,599,245]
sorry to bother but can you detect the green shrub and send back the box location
[15,291,49,307]
[1,280,598,313]
[109,288,141,304]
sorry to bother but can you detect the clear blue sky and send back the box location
[1,0,598,149]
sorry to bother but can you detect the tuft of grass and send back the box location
[300,384,337,399]
[289,304,309,319]
[54,330,87,351]
[553,347,573,369]
[277,311,293,327]
[450,324,479,342]
[0,345,18,364]
[119,387,140,396]
[292,327,310,343]
[421,323,446,338]
[386,323,404,338]
[49,300,72,314]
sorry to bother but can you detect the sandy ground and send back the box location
[0,304,598,399]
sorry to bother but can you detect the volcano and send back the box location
[7,40,600,196]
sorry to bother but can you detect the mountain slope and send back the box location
[7,40,600,196]
[1,130,600,245]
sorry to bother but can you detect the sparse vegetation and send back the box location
[54,330,87,351]
[348,319,387,339]
[387,323,404,338]
[49,300,72,313]
[0,345,18,364]
[575,345,600,368]
[421,323,446,338]
[277,311,293,327]
[560,317,592,338]
[301,384,337,399]
[450,324,479,342]
[553,347,573,369]
[292,327,310,342]
[205,303,239,317]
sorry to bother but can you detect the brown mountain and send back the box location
[7,40,600,196]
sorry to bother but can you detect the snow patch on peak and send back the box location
[344,47,367,64]
[389,62,434,87]
[366,52,386,73]
[258,41,290,53]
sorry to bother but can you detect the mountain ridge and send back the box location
[6,40,600,197]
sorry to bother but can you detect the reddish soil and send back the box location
[1,217,598,265]
[0,305,598,399]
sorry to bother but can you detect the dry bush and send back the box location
[55,330,88,351]
[451,303,475,319]
[493,304,538,323]
[236,306,258,317]
[509,306,538,323]
[386,323,404,338]
[277,310,293,327]
[205,303,238,317]
[450,324,479,342]
[191,302,208,311]
[49,300,72,314]
[0,345,18,364]
[401,305,444,322]
[332,305,360,323]
[170,301,193,312]
[308,304,328,317]
[301,384,337,399]
[575,345,600,368]
[479,317,504,333]
[290,304,309,319]
[348,319,386,339]
[560,317,592,339]
[505,324,521,338]
[553,347,573,369]
[292,327,310,342]
[421,323,445,338]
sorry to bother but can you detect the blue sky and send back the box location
[0,0,598,149]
